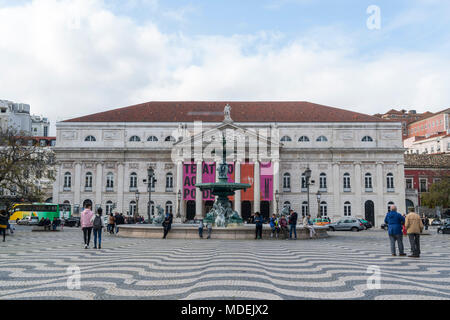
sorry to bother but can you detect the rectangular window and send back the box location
[405,178,413,189]
[419,179,427,192]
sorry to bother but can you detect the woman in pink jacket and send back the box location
[81,204,94,249]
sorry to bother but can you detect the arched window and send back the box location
[298,136,310,142]
[166,201,173,215]
[85,136,96,142]
[343,173,351,191]
[388,201,395,212]
[283,173,291,191]
[106,201,113,215]
[302,201,309,217]
[316,136,328,142]
[165,136,176,142]
[147,136,158,142]
[280,136,292,142]
[85,172,93,191]
[106,172,114,191]
[129,135,141,142]
[166,173,174,191]
[387,173,394,191]
[129,201,136,216]
[365,173,373,190]
[64,172,72,190]
[130,172,137,190]
[320,201,328,217]
[319,173,327,190]
[344,201,352,216]
[362,136,373,142]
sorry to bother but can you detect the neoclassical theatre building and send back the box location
[53,101,406,227]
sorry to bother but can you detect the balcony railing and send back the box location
[85,187,92,192]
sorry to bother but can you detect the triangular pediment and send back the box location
[174,121,281,148]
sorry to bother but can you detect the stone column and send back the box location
[117,163,124,214]
[332,162,340,218]
[74,162,81,208]
[195,160,203,219]
[354,162,362,218]
[235,160,241,216]
[176,160,184,221]
[272,160,280,215]
[376,162,384,223]
[95,162,103,210]
[254,160,260,213]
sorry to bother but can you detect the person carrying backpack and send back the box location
[81,204,94,249]
[93,208,105,249]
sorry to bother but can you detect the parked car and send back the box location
[64,217,80,227]
[437,224,450,234]
[328,218,365,232]
[17,216,36,225]
[28,217,40,226]
[431,219,442,226]
[358,219,373,229]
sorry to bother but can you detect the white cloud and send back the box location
[0,0,449,136]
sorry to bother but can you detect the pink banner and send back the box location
[260,162,273,201]
[183,162,197,200]
[202,162,216,201]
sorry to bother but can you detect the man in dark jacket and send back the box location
[289,210,298,240]
[384,205,406,256]
[254,212,263,239]
[162,212,174,239]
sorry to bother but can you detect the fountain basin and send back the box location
[117,224,329,240]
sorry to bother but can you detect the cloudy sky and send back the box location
[0,0,449,135]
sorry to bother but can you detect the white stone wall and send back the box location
[53,120,405,227]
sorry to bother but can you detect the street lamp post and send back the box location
[144,168,156,223]
[303,167,312,216]
[316,190,322,218]
[177,189,182,219]
[135,190,140,219]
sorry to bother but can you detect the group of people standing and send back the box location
[384,205,424,258]
[80,204,105,249]
[253,209,317,240]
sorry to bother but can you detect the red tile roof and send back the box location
[63,101,388,123]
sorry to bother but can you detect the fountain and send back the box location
[195,131,250,227]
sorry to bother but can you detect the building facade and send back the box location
[404,154,450,213]
[53,101,406,227]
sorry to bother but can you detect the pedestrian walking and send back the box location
[93,208,105,249]
[423,216,429,231]
[405,208,424,258]
[0,210,9,242]
[207,222,213,239]
[303,214,317,238]
[269,214,279,238]
[289,210,298,240]
[162,211,173,239]
[198,220,204,238]
[254,212,263,239]
[108,213,115,234]
[384,205,406,256]
[81,204,94,249]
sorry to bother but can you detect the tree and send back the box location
[420,178,450,210]
[0,128,55,210]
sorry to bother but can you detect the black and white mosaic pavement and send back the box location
[0,227,449,300]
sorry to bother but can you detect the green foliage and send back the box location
[420,178,450,209]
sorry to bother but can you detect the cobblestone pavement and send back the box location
[0,227,449,300]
